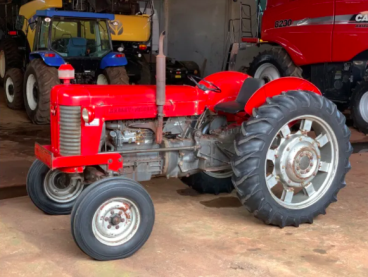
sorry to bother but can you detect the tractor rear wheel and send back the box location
[27,160,85,215]
[181,171,234,195]
[248,47,302,85]
[71,177,154,260]
[4,68,24,109]
[23,59,60,124]
[0,38,22,84]
[232,91,352,227]
[351,82,368,135]
[97,66,129,85]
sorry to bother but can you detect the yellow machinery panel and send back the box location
[19,0,62,19]
[111,15,150,42]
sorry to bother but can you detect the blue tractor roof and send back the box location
[35,10,114,20]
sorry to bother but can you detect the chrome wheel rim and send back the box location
[92,198,141,246]
[43,170,83,203]
[264,115,338,209]
[97,74,108,85]
[5,76,14,103]
[0,50,5,78]
[26,74,38,110]
[254,63,281,85]
[359,91,368,123]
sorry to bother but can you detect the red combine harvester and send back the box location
[228,0,368,134]
[27,32,352,260]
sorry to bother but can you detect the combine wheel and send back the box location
[27,160,84,215]
[97,66,129,85]
[0,38,22,84]
[351,82,368,134]
[181,171,234,195]
[248,47,302,85]
[23,59,60,124]
[71,177,154,261]
[232,91,352,227]
[4,68,24,109]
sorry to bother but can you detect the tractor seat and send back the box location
[67,37,87,57]
[214,78,263,114]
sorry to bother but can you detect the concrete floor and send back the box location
[0,88,368,277]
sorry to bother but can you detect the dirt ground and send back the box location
[0,88,368,277]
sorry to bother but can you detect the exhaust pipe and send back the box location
[156,31,166,144]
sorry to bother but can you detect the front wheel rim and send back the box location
[359,91,368,123]
[43,170,83,203]
[254,63,281,85]
[264,115,338,209]
[26,74,38,110]
[92,197,141,246]
[5,76,14,103]
[0,50,5,78]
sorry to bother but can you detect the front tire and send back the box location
[248,48,302,85]
[71,177,155,261]
[26,160,84,215]
[4,68,24,109]
[232,91,352,227]
[23,59,60,124]
[181,171,234,195]
[351,82,368,134]
[97,66,129,85]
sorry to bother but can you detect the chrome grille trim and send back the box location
[59,106,81,156]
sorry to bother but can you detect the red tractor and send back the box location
[27,32,352,260]
[230,0,368,134]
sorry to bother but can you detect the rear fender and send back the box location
[244,77,321,115]
[29,51,65,67]
[100,52,128,69]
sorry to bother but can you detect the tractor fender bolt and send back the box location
[116,225,120,230]
[108,159,112,164]
[107,225,111,229]
[306,169,310,173]
[105,217,109,221]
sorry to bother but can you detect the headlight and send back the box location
[82,107,95,123]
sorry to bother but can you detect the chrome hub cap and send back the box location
[43,170,83,203]
[0,50,5,78]
[276,135,321,187]
[92,198,140,246]
[265,116,338,209]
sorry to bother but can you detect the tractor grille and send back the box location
[59,106,81,156]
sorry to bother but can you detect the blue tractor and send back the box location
[2,8,129,124]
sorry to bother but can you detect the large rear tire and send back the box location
[23,59,60,124]
[4,68,24,109]
[248,47,302,85]
[27,160,85,215]
[0,38,22,84]
[351,82,368,135]
[181,171,234,195]
[97,66,129,85]
[71,177,155,261]
[232,91,352,227]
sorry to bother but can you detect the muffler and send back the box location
[156,31,166,144]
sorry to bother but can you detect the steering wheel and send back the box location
[188,75,222,93]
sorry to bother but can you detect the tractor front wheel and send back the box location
[27,160,85,215]
[181,171,234,195]
[71,177,154,261]
[97,66,129,85]
[4,68,24,109]
[232,91,352,227]
[351,82,368,134]
[23,59,60,124]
